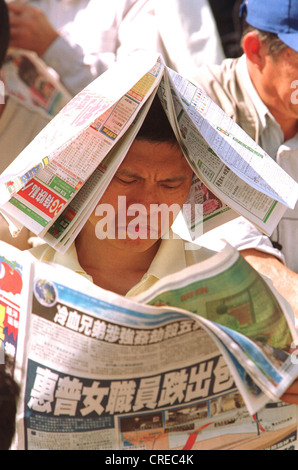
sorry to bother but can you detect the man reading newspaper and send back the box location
[29,96,298,403]
[29,96,215,295]
[1,54,298,450]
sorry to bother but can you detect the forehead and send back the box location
[118,139,188,172]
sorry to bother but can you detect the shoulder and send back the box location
[192,58,240,90]
[191,57,245,116]
[4,96,52,141]
[28,242,92,280]
[183,240,218,266]
[191,56,257,135]
[28,243,57,262]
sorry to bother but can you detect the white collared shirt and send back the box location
[237,55,284,159]
[29,233,215,296]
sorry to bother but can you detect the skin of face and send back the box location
[244,32,298,138]
[86,138,194,255]
[258,47,298,122]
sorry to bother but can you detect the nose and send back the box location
[128,183,161,209]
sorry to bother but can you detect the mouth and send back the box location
[118,224,159,239]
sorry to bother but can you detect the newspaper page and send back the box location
[0,52,163,201]
[0,241,295,450]
[158,68,298,237]
[134,244,298,403]
[0,48,72,116]
[0,243,32,378]
[0,54,164,244]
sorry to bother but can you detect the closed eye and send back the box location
[115,176,138,185]
[161,182,184,189]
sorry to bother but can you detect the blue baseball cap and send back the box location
[240,0,298,52]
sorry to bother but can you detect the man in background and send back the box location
[0,0,51,248]
[192,0,298,318]
[7,0,224,95]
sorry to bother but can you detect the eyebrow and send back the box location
[116,169,188,183]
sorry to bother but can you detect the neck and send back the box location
[75,221,160,295]
[248,62,298,141]
[267,112,298,141]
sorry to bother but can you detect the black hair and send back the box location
[0,362,19,450]
[136,93,178,144]
[0,0,9,69]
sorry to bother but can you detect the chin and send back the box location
[112,237,161,253]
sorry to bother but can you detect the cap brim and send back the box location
[278,32,298,53]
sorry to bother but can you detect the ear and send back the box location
[242,31,267,70]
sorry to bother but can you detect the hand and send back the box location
[281,379,298,405]
[241,249,298,320]
[8,2,59,56]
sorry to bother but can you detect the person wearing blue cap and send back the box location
[191,0,298,321]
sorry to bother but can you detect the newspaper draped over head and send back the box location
[0,51,296,253]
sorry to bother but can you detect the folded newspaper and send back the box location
[0,48,71,116]
[0,52,297,253]
[1,239,298,450]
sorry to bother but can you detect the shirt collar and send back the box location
[126,232,188,297]
[34,231,188,297]
[37,242,94,282]
[147,233,188,278]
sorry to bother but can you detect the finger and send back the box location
[281,379,298,404]
[285,379,298,395]
[8,15,27,28]
[7,3,27,15]
[8,22,27,35]
[281,393,298,405]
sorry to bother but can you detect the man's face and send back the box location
[260,46,298,122]
[89,139,193,253]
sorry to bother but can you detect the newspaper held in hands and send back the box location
[0,48,72,116]
[0,240,297,450]
[0,52,297,253]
